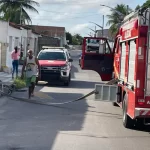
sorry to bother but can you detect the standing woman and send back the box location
[11,46,20,79]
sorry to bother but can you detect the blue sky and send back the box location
[30,0,146,36]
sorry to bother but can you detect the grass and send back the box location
[13,77,26,89]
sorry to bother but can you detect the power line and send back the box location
[31,14,100,20]
[30,12,100,17]
[37,8,98,15]
[36,1,104,5]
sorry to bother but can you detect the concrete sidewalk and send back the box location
[0,65,22,83]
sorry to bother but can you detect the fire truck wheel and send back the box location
[136,118,144,129]
[123,94,135,128]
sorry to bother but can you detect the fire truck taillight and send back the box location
[138,99,145,105]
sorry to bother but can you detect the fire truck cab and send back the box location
[81,8,150,128]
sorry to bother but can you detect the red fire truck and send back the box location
[81,8,150,128]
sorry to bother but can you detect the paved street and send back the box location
[0,50,150,150]
[0,66,22,83]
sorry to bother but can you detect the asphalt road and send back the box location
[0,50,150,150]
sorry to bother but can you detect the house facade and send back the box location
[29,25,67,47]
[0,21,40,73]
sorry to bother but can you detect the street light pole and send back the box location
[126,5,129,15]
[89,21,103,37]
[100,4,125,17]
[102,15,104,37]
[87,27,96,33]
[95,26,96,37]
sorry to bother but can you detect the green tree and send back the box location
[66,32,72,44]
[106,4,132,36]
[73,34,83,45]
[142,0,150,8]
[135,5,141,11]
[72,36,79,45]
[0,0,39,24]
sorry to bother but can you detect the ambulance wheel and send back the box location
[123,94,135,128]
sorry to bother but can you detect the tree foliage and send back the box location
[135,5,141,11]
[106,4,132,36]
[0,0,39,24]
[66,32,83,45]
[142,0,150,8]
[66,32,72,44]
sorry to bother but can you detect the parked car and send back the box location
[36,48,73,86]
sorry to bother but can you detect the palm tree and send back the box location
[135,5,141,11]
[106,4,132,36]
[142,0,150,8]
[0,0,39,25]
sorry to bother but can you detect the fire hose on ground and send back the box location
[0,79,117,106]
[0,88,96,106]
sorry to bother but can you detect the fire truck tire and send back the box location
[123,94,135,128]
[136,118,144,129]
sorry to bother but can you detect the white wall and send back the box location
[27,30,39,55]
[6,26,22,68]
[21,28,28,57]
[0,21,8,43]
[0,21,40,72]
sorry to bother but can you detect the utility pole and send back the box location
[89,21,103,37]
[102,15,104,37]
[95,26,96,37]
[126,5,129,15]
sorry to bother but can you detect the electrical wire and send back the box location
[30,14,100,20]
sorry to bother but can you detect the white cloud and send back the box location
[69,23,89,34]
[34,0,134,22]
[29,0,142,36]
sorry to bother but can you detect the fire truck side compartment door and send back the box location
[95,84,117,102]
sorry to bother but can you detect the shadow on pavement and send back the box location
[0,87,89,149]
[71,64,79,79]
[37,80,102,89]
